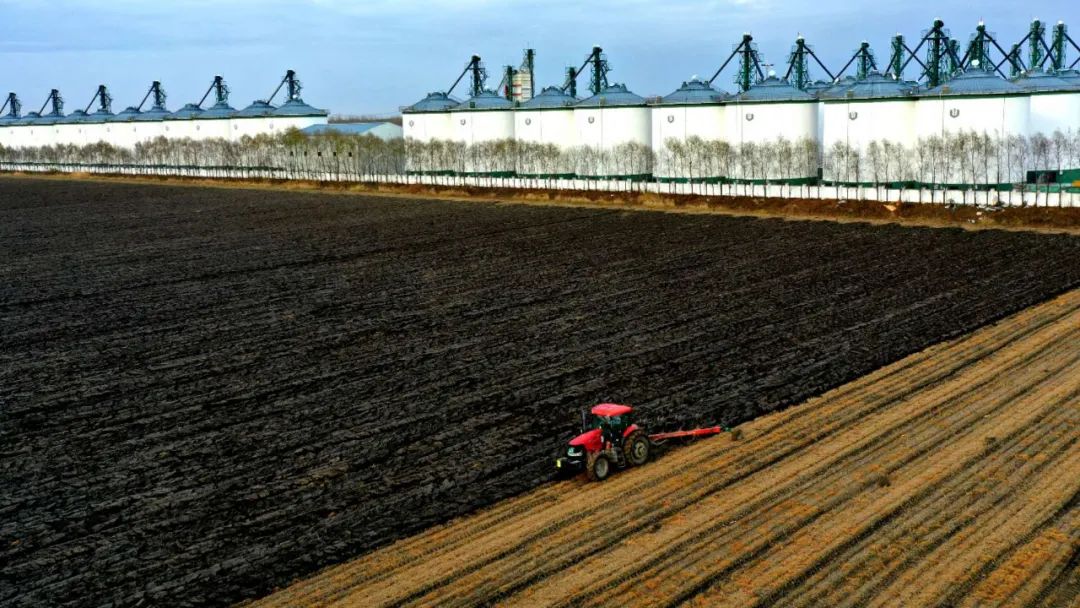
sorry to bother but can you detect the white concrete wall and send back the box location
[54,123,83,146]
[449,110,515,145]
[231,117,270,140]
[514,109,576,148]
[823,99,916,150]
[651,104,726,150]
[573,106,651,150]
[1028,92,1080,137]
[572,106,653,177]
[0,114,324,148]
[725,101,818,146]
[161,119,196,140]
[110,122,142,147]
[403,112,453,143]
[188,118,232,141]
[914,94,1030,139]
[21,124,52,148]
[650,104,727,179]
[0,125,15,148]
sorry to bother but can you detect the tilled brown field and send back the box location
[1,177,1079,607]
[254,289,1080,608]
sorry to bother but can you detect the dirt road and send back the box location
[254,289,1080,607]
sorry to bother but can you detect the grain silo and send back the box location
[195,98,235,140]
[67,85,111,146]
[38,112,64,147]
[273,98,328,132]
[573,83,652,177]
[83,99,115,146]
[821,72,917,183]
[404,55,490,146]
[107,106,144,149]
[402,92,458,142]
[164,103,204,140]
[266,70,328,133]
[0,93,20,148]
[651,79,727,180]
[57,110,89,146]
[914,69,1029,140]
[514,86,577,147]
[449,90,515,174]
[726,76,818,146]
[514,85,577,176]
[449,91,514,144]
[130,82,171,144]
[189,76,236,141]
[30,90,65,147]
[231,100,276,139]
[823,72,917,151]
[1011,71,1080,136]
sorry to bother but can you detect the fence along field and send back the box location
[1,177,1079,607]
[252,289,1080,608]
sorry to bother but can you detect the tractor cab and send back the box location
[583,403,634,436]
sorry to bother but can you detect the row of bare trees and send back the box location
[404,139,656,178]
[2,128,1077,190]
[406,131,1077,187]
[827,129,1080,187]
[0,130,406,181]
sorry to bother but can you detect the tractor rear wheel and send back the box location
[624,431,651,467]
[586,453,611,481]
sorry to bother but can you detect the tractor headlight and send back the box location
[567,446,582,457]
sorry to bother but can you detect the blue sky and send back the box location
[0,0,1075,116]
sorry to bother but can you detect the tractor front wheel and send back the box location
[586,453,611,481]
[624,431,651,467]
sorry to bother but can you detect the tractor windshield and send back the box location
[586,414,624,431]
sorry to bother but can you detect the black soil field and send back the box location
[2,177,1079,608]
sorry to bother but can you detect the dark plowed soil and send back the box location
[1,178,1078,608]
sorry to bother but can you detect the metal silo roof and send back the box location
[456,90,513,110]
[167,103,205,120]
[917,69,1024,97]
[109,106,143,122]
[36,114,64,125]
[735,76,815,102]
[1011,70,1080,92]
[134,106,172,121]
[201,100,237,119]
[829,71,916,100]
[804,80,833,97]
[14,112,41,125]
[520,86,577,109]
[1055,69,1080,85]
[657,79,726,105]
[404,92,459,113]
[575,83,647,107]
[815,76,857,100]
[59,109,90,124]
[85,109,114,123]
[235,100,276,117]
[273,98,329,117]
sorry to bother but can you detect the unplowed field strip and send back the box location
[3,178,1080,607]
[253,289,1080,608]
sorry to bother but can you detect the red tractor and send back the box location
[555,403,724,481]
